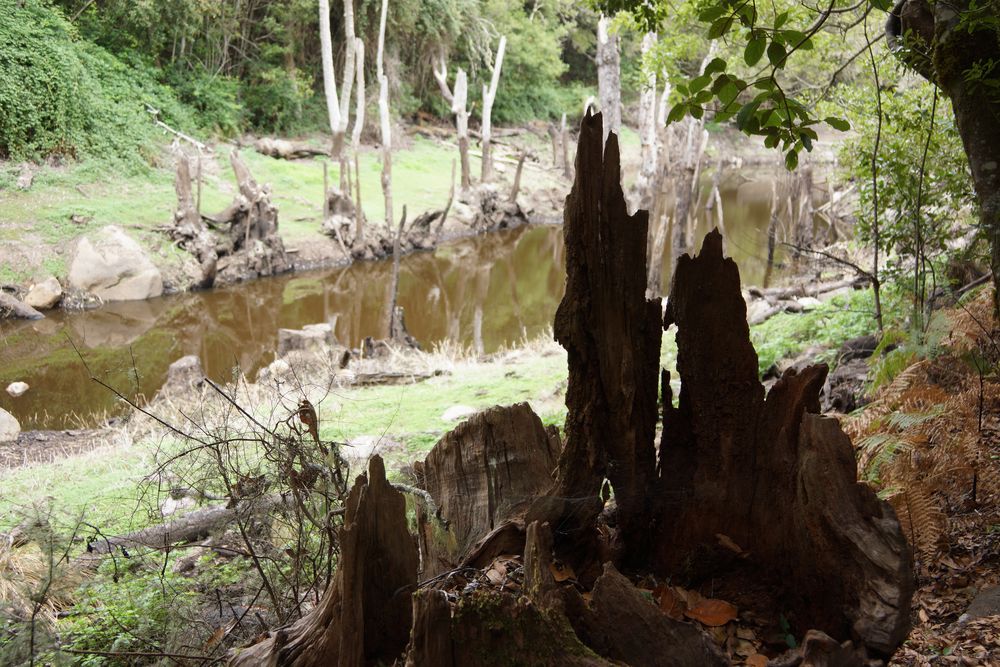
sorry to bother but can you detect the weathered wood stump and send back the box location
[170,150,291,288]
[230,456,417,666]
[229,112,912,667]
[413,402,560,577]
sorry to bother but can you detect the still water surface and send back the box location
[0,173,788,429]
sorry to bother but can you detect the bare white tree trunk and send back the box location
[561,112,571,180]
[635,32,658,212]
[336,0,357,186]
[377,0,392,232]
[351,38,366,150]
[339,0,356,131]
[433,56,472,193]
[480,35,507,183]
[596,16,621,146]
[318,0,342,155]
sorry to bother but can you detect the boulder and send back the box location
[276,323,337,356]
[68,226,164,302]
[0,408,20,443]
[6,382,29,397]
[23,277,62,310]
[441,405,477,422]
[160,355,205,397]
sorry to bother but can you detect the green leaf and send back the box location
[666,103,687,124]
[744,37,766,66]
[689,74,712,93]
[767,42,787,68]
[774,11,789,29]
[825,116,851,131]
[801,133,813,151]
[785,149,799,170]
[708,17,733,39]
[698,6,727,22]
[764,133,780,148]
[704,57,728,76]
[736,100,762,130]
[718,81,740,106]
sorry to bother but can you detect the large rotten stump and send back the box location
[551,110,663,565]
[230,456,417,667]
[656,230,913,655]
[413,402,560,577]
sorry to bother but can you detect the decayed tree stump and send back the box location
[230,112,912,667]
[413,402,560,577]
[551,110,662,569]
[658,229,912,655]
[230,456,417,667]
[170,150,291,288]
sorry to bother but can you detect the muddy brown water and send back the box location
[0,173,799,430]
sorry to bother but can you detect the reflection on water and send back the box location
[0,171,799,430]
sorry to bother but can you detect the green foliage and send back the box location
[840,74,976,327]
[477,0,574,123]
[751,288,894,375]
[0,0,197,164]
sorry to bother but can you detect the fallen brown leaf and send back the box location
[684,598,739,627]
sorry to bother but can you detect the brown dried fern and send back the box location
[889,486,946,560]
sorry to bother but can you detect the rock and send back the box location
[958,585,1000,625]
[0,408,20,443]
[0,292,44,320]
[23,277,63,310]
[68,225,164,302]
[277,323,337,356]
[746,298,775,324]
[341,435,402,462]
[441,405,477,422]
[256,358,291,383]
[838,334,879,363]
[6,382,29,397]
[160,355,205,396]
[16,162,34,190]
[797,296,823,311]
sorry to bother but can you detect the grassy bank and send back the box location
[0,283,889,533]
[0,132,565,286]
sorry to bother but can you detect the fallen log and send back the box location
[0,292,44,320]
[748,275,868,300]
[254,137,328,160]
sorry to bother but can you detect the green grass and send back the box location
[750,287,897,374]
[0,342,570,530]
[0,134,558,281]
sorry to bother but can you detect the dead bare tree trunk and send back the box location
[433,56,472,193]
[318,0,343,158]
[386,206,405,339]
[635,32,658,211]
[596,16,621,147]
[480,36,506,183]
[794,163,815,251]
[229,457,418,666]
[376,0,392,234]
[508,151,526,203]
[551,111,663,570]
[547,123,560,167]
[337,0,357,189]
